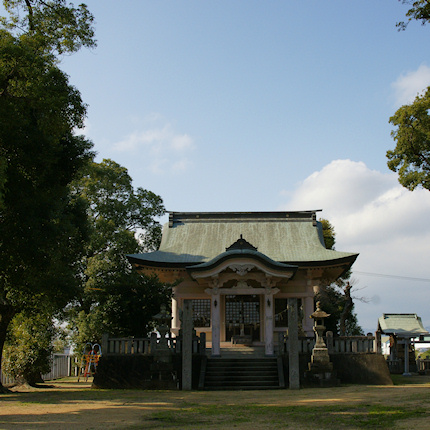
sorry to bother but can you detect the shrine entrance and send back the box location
[225,294,261,342]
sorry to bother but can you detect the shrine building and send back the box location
[127,211,358,356]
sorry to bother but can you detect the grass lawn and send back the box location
[0,375,429,429]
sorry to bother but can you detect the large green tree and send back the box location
[387,1,430,190]
[65,159,171,353]
[0,1,95,390]
[317,219,363,336]
[387,88,430,191]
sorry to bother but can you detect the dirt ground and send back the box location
[1,375,430,429]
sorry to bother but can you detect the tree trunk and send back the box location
[14,372,44,387]
[0,305,16,393]
[339,283,353,336]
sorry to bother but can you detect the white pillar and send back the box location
[211,292,221,356]
[172,297,179,332]
[265,290,274,356]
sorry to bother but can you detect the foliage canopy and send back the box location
[317,219,363,336]
[66,159,170,352]
[397,0,430,30]
[387,80,430,191]
[0,0,95,388]
[3,312,55,385]
[1,0,96,54]
[388,1,430,190]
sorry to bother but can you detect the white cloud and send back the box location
[392,64,430,106]
[280,159,430,332]
[112,122,195,174]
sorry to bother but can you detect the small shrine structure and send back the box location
[378,313,429,375]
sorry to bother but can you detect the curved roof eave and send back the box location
[186,249,298,275]
[127,252,358,271]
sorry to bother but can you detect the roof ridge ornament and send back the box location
[226,234,258,252]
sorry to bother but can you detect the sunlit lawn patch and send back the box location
[146,403,428,429]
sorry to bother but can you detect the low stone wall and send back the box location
[281,353,392,386]
[330,354,392,385]
[92,355,202,389]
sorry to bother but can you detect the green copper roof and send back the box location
[378,314,429,338]
[128,211,358,267]
[188,248,298,273]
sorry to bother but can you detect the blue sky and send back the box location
[60,1,428,208]
[13,1,430,333]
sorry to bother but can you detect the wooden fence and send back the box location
[1,353,74,386]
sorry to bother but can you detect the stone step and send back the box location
[205,385,281,391]
[206,375,278,382]
[206,369,278,375]
[206,346,268,358]
[205,368,278,374]
[203,357,281,391]
[209,361,277,369]
[206,380,279,387]
[208,356,276,363]
[206,368,278,375]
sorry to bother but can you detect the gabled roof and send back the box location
[378,314,429,338]
[128,211,358,268]
[187,235,298,275]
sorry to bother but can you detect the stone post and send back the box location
[102,333,109,355]
[326,331,334,354]
[199,332,206,355]
[303,296,314,335]
[287,298,300,389]
[265,289,274,356]
[403,338,411,376]
[211,292,221,356]
[182,299,193,390]
[150,332,157,354]
[374,330,382,354]
[277,331,285,356]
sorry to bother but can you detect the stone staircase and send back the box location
[200,348,284,390]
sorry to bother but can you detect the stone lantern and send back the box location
[150,304,177,388]
[153,304,172,353]
[308,301,333,375]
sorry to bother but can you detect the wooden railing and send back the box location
[101,332,206,356]
[102,335,152,355]
[417,358,430,373]
[330,335,375,353]
[277,334,315,354]
[278,332,377,355]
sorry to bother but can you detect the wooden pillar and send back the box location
[403,338,411,376]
